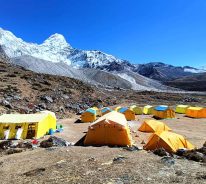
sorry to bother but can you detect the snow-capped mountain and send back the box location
[0,28,73,65]
[0,27,205,91]
[0,28,128,69]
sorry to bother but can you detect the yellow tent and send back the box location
[186,107,206,118]
[138,119,172,133]
[39,110,56,120]
[114,106,121,112]
[84,111,132,146]
[81,108,97,123]
[152,106,175,119]
[144,131,194,153]
[130,105,143,115]
[143,105,154,115]
[119,107,135,121]
[0,113,56,139]
[91,107,101,116]
[175,105,190,114]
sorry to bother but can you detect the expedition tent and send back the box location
[129,105,143,115]
[81,108,97,123]
[175,105,190,114]
[186,107,206,118]
[119,107,135,121]
[144,131,194,153]
[91,107,101,116]
[114,106,121,112]
[152,105,175,119]
[138,119,172,133]
[84,111,132,146]
[0,113,56,139]
[101,107,112,116]
[143,105,154,115]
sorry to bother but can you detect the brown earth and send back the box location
[0,114,205,184]
[1,58,206,119]
[0,48,206,183]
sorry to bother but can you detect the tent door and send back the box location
[26,123,36,139]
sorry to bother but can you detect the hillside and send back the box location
[1,48,206,118]
[165,73,206,91]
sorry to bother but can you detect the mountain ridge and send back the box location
[0,27,205,91]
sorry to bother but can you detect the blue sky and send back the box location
[0,0,206,67]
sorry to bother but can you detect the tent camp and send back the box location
[119,107,135,121]
[143,105,154,115]
[144,131,194,153]
[186,107,206,118]
[138,119,172,133]
[175,105,190,114]
[84,111,132,146]
[130,105,143,115]
[81,108,97,123]
[114,106,121,112]
[152,105,175,119]
[101,107,112,116]
[0,113,56,139]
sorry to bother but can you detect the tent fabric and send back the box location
[138,119,172,133]
[154,105,168,111]
[101,107,112,116]
[114,106,121,112]
[91,107,101,116]
[0,113,56,139]
[175,105,190,114]
[186,107,206,118]
[0,113,50,123]
[86,108,96,115]
[143,105,154,115]
[84,111,132,146]
[144,131,195,153]
[129,105,143,115]
[119,107,128,113]
[152,107,175,119]
[81,108,97,123]
[118,107,135,121]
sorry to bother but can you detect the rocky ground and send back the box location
[0,114,205,184]
[1,58,206,119]
[0,49,206,183]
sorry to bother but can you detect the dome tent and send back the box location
[84,111,132,146]
[186,107,206,118]
[144,131,194,153]
[138,119,172,133]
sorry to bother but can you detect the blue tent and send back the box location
[86,108,96,115]
[119,107,128,113]
[101,107,112,113]
[154,105,168,111]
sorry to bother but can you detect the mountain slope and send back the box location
[135,62,204,81]
[0,27,204,91]
[164,72,206,91]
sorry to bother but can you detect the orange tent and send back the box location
[119,107,135,121]
[84,111,132,146]
[81,108,96,123]
[144,131,194,153]
[186,107,206,118]
[138,119,171,133]
[152,106,175,119]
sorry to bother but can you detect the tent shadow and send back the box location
[74,119,82,124]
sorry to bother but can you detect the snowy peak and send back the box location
[0,27,72,64]
[42,33,71,48]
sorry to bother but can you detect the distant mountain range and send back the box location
[0,27,205,91]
